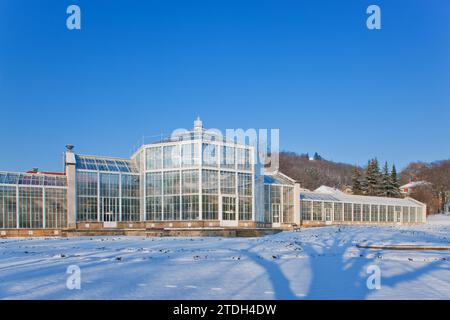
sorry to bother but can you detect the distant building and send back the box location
[400,181,431,195]
[445,203,450,214]
[342,185,353,195]
[445,192,450,214]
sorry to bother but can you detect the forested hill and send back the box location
[278,152,356,190]
[278,152,450,213]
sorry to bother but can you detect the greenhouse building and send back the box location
[300,186,427,225]
[0,118,426,237]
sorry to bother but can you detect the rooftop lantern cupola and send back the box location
[194,116,203,133]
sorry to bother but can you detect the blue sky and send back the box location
[0,0,449,172]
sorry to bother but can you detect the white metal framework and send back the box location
[129,121,257,227]
[300,187,426,225]
[0,119,428,230]
[0,172,67,229]
[263,171,296,226]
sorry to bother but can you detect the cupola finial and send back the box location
[194,117,203,132]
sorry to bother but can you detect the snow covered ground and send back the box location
[1,215,450,300]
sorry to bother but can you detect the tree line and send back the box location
[400,160,450,213]
[351,159,401,197]
[279,152,449,214]
[278,152,355,190]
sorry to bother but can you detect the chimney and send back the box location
[65,144,74,152]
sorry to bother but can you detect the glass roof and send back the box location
[0,172,67,187]
[264,174,294,186]
[300,190,424,206]
[75,155,138,173]
[300,192,340,201]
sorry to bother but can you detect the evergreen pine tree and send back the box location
[390,164,401,198]
[365,158,382,196]
[313,152,322,161]
[374,159,382,195]
[351,167,363,195]
[382,161,391,197]
[360,160,370,195]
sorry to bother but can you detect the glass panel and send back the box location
[121,198,140,221]
[344,203,352,221]
[402,206,409,223]
[362,204,370,221]
[387,206,395,222]
[380,205,387,221]
[264,184,271,223]
[202,143,218,167]
[77,172,98,196]
[324,202,333,221]
[146,147,162,170]
[19,187,43,228]
[45,188,67,228]
[146,196,162,220]
[181,195,199,220]
[0,186,17,228]
[371,205,378,222]
[313,201,323,221]
[121,175,140,198]
[353,204,361,221]
[78,197,97,221]
[238,173,252,196]
[121,174,140,221]
[416,207,423,222]
[163,145,180,169]
[221,146,235,169]
[301,200,312,221]
[202,195,218,220]
[100,174,120,197]
[220,171,235,195]
[283,187,294,223]
[105,160,119,172]
[236,148,251,171]
[202,170,218,194]
[163,171,180,195]
[164,195,180,220]
[182,170,199,194]
[410,207,416,223]
[96,159,109,171]
[181,143,200,167]
[334,202,343,221]
[239,197,252,220]
[146,172,162,196]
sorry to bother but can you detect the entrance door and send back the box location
[395,207,402,224]
[221,196,237,227]
[102,197,119,222]
[272,204,281,227]
[325,207,332,224]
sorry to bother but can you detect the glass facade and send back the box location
[300,196,425,225]
[263,174,295,225]
[139,138,255,223]
[0,186,16,228]
[45,188,67,228]
[0,172,67,229]
[0,120,427,230]
[76,159,141,222]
